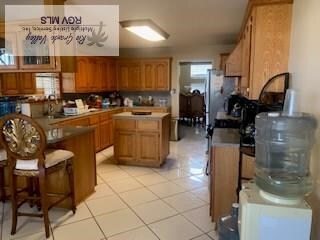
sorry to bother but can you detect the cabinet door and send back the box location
[108,59,117,90]
[117,63,129,90]
[137,132,159,163]
[127,62,141,90]
[249,4,292,99]
[88,57,100,91]
[241,20,252,90]
[100,120,110,149]
[1,73,19,95]
[141,61,156,90]
[225,41,243,77]
[100,58,109,91]
[0,32,19,71]
[114,131,136,161]
[75,57,89,92]
[18,31,56,70]
[19,73,36,94]
[155,60,170,90]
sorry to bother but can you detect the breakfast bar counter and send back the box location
[3,124,96,208]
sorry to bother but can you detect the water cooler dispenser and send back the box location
[238,89,317,240]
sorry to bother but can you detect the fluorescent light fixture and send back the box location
[120,19,169,42]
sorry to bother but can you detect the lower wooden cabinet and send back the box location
[113,114,170,167]
[114,131,137,162]
[210,145,255,223]
[137,132,159,163]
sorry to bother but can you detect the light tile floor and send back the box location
[0,125,218,240]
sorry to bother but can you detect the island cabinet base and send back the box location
[113,113,170,167]
[2,129,96,209]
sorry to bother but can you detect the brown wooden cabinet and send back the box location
[0,72,36,95]
[210,146,239,223]
[225,42,243,77]
[62,57,116,93]
[137,132,159,164]
[113,113,170,167]
[108,59,117,91]
[117,58,171,91]
[248,4,292,99]
[115,130,137,162]
[117,60,141,91]
[210,144,256,223]
[154,60,170,90]
[235,1,292,99]
[20,73,37,94]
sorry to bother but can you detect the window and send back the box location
[35,73,61,98]
[190,64,212,79]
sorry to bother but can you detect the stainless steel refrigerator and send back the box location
[205,69,236,149]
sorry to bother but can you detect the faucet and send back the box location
[47,94,57,119]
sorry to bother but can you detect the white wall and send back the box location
[120,44,234,117]
[288,0,320,239]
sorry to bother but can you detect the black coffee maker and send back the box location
[226,93,245,116]
[240,72,290,148]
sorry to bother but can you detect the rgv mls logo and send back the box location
[5,5,119,56]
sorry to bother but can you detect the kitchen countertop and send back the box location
[212,128,240,147]
[35,106,171,126]
[113,112,170,119]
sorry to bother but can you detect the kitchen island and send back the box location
[113,112,170,167]
[3,124,96,208]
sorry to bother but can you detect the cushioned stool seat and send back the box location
[16,149,74,170]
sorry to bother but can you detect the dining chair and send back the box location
[0,113,76,238]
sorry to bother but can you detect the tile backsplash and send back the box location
[121,91,171,106]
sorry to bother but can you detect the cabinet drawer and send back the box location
[137,120,159,131]
[60,117,90,127]
[115,119,136,130]
[99,112,110,122]
[89,115,100,125]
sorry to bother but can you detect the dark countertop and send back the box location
[45,126,95,144]
[212,128,240,147]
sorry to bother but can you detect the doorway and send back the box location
[178,62,212,128]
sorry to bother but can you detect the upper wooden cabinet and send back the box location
[118,58,171,91]
[236,1,293,99]
[225,41,243,77]
[0,25,60,73]
[249,4,292,99]
[0,72,36,95]
[62,56,116,93]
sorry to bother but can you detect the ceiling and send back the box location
[1,0,248,48]
[66,0,248,48]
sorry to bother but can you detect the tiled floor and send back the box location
[0,125,218,240]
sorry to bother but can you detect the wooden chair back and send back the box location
[190,93,205,118]
[0,113,46,169]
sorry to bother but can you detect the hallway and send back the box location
[0,125,217,240]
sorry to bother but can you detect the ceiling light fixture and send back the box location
[120,19,169,42]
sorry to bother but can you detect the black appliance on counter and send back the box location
[239,72,290,152]
[226,93,246,116]
[236,72,290,197]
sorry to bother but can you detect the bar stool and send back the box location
[0,149,7,202]
[0,113,76,238]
